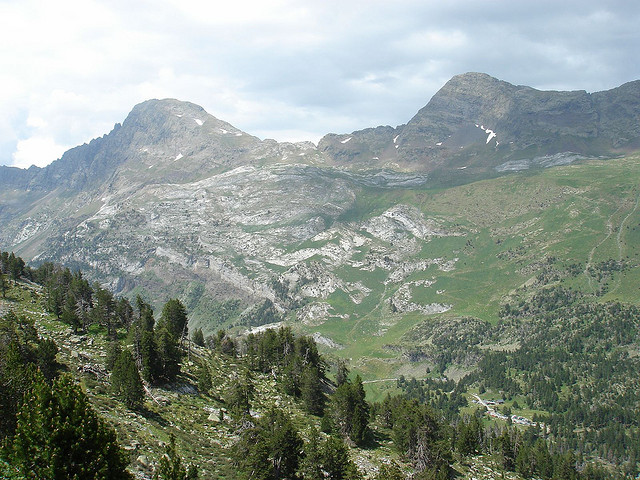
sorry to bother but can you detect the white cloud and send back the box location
[12,136,71,169]
[1,1,640,169]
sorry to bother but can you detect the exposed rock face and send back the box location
[319,72,640,173]
[1,73,640,332]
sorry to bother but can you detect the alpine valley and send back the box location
[2,72,640,478]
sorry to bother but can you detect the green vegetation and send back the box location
[3,154,640,478]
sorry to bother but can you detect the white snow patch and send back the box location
[219,128,228,134]
[395,145,399,149]
[436,142,442,146]
[176,114,183,118]
[235,132,242,136]
[372,156,379,160]
[485,129,497,144]
[393,135,399,144]
[148,165,154,169]
[458,166,468,169]
[194,118,204,126]
[341,137,352,144]
[174,153,183,161]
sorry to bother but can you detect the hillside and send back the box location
[3,272,626,479]
[2,276,538,480]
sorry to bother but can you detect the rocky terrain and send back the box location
[1,73,640,378]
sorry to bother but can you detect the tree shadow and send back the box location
[139,406,168,427]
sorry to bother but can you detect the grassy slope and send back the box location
[297,154,640,387]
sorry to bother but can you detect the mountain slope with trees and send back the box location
[1,254,632,478]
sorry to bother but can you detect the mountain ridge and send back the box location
[1,72,640,355]
[3,72,640,185]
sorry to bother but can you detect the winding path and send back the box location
[584,187,640,291]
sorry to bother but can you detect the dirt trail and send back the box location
[616,189,640,260]
[584,187,640,291]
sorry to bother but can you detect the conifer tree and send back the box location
[329,375,370,446]
[153,434,198,480]
[111,349,145,409]
[233,408,302,480]
[301,365,325,416]
[159,299,188,340]
[7,253,24,285]
[0,273,8,299]
[7,374,132,479]
[192,327,205,347]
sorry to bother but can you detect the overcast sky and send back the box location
[1,0,639,169]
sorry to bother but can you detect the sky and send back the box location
[1,1,639,169]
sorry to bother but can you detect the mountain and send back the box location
[318,72,640,177]
[1,73,640,373]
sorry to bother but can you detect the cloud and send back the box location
[1,1,639,168]
[12,136,71,169]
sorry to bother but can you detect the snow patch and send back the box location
[393,135,399,144]
[194,118,203,126]
[436,142,442,146]
[219,128,228,134]
[235,132,242,136]
[341,137,352,144]
[475,124,497,144]
[174,153,183,161]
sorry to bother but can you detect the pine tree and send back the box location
[329,375,370,446]
[1,312,55,438]
[153,434,198,480]
[159,299,188,340]
[111,349,145,409]
[192,328,205,347]
[321,435,361,479]
[93,285,118,338]
[260,408,303,479]
[139,328,162,383]
[0,273,8,298]
[8,374,132,479]
[374,463,404,480]
[301,365,325,416]
[196,362,212,394]
[336,360,349,387]
[156,326,181,383]
[7,253,24,285]
[226,373,254,420]
[232,408,302,480]
[299,429,362,480]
